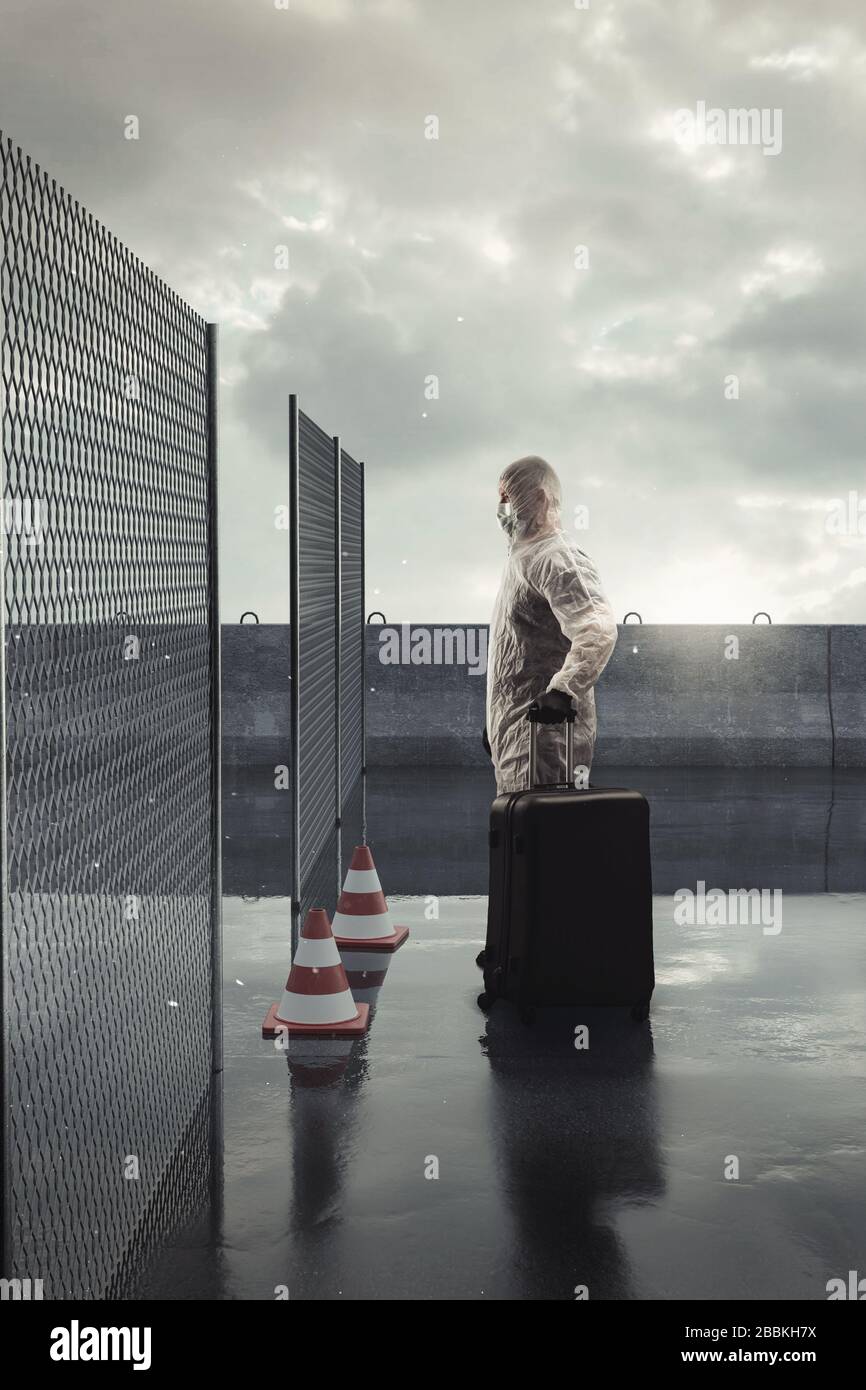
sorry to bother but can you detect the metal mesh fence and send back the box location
[289,401,364,939]
[0,134,220,1298]
[340,450,364,801]
[295,411,337,918]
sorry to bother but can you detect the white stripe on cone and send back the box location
[293,935,342,969]
[341,867,382,893]
[333,909,394,941]
[276,987,358,1025]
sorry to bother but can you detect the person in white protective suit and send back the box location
[483,456,618,795]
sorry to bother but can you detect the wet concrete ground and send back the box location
[136,763,866,1298]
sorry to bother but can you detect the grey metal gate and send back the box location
[0,134,221,1299]
[289,397,365,942]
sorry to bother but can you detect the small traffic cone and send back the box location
[332,845,409,952]
[262,908,370,1039]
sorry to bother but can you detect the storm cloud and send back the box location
[1,0,863,622]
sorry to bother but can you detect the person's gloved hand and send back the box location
[482,726,491,758]
[529,689,573,724]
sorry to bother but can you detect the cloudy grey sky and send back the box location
[2,0,864,623]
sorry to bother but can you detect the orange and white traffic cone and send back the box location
[262,907,370,1039]
[332,845,409,952]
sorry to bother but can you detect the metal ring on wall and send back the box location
[239,611,260,624]
[752,612,772,624]
[623,611,643,624]
[366,611,386,624]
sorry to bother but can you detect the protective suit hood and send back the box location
[499,455,562,544]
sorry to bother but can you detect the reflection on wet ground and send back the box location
[136,883,866,1300]
[222,765,866,897]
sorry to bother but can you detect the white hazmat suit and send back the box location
[486,456,618,794]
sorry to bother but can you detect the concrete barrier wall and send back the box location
[827,626,866,767]
[594,624,831,767]
[220,623,866,767]
[221,623,291,771]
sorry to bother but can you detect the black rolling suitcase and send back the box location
[479,707,654,1023]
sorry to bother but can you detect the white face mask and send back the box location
[497,501,516,537]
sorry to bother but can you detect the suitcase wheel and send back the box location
[477,991,494,1012]
[631,1000,650,1022]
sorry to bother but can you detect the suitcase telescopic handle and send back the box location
[526,703,576,789]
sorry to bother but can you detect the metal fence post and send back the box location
[360,460,367,844]
[0,236,8,1281]
[207,325,223,1073]
[334,435,342,901]
[205,321,225,1259]
[289,394,301,950]
[206,323,223,1078]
